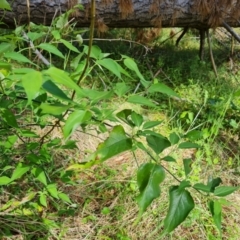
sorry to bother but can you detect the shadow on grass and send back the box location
[0,215,54,240]
[93,37,234,84]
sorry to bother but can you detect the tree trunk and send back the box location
[1,0,240,29]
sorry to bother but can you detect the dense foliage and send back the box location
[0,1,239,239]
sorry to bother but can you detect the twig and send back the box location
[93,69,108,90]
[160,29,183,46]
[158,68,175,85]
[133,82,141,94]
[140,145,182,183]
[39,0,96,146]
[132,150,139,168]
[206,30,218,79]
[146,61,154,79]
[26,0,30,32]
[81,38,151,55]
[199,29,206,61]
[176,27,189,46]
[44,8,59,43]
[223,21,240,43]
[22,31,50,66]
[231,35,234,56]
[185,105,204,134]
[71,0,96,99]
[14,130,26,144]
[75,129,106,141]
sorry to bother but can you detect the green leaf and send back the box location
[51,30,61,40]
[0,176,11,185]
[60,39,80,53]
[178,142,200,149]
[96,58,121,79]
[42,80,72,102]
[128,95,156,107]
[42,218,59,228]
[98,123,108,133]
[179,180,191,190]
[46,184,59,199]
[169,132,180,145]
[66,162,95,171]
[76,34,83,45]
[136,163,165,215]
[38,43,65,59]
[27,32,45,42]
[39,194,47,207]
[56,12,69,29]
[207,177,222,192]
[87,125,132,163]
[61,140,78,149]
[214,186,239,197]
[114,82,130,97]
[12,68,35,74]
[208,200,222,232]
[0,62,12,70]
[131,111,143,127]
[84,45,102,59]
[58,192,72,203]
[15,192,36,207]
[45,67,85,97]
[183,158,192,177]
[63,110,92,138]
[135,141,149,152]
[0,43,15,55]
[19,130,38,137]
[82,89,113,103]
[213,202,222,231]
[185,130,202,141]
[234,89,240,97]
[116,109,134,127]
[146,134,171,154]
[4,135,18,149]
[11,164,30,181]
[4,52,34,64]
[40,103,69,115]
[101,207,110,215]
[164,186,195,233]
[0,0,11,10]
[70,53,84,70]
[208,200,214,216]
[32,167,48,186]
[1,108,18,128]
[193,183,211,193]
[142,121,162,129]
[124,58,150,88]
[161,156,176,162]
[117,63,132,78]
[22,70,42,102]
[47,138,61,147]
[148,83,179,97]
[3,166,14,172]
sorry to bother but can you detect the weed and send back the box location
[0,1,240,238]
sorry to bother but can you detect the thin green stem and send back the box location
[71,0,95,100]
[39,0,96,146]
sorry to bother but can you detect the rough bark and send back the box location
[1,0,240,29]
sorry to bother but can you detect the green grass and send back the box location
[61,28,240,239]
[1,27,240,239]
[55,153,240,239]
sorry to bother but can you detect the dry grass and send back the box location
[47,104,240,239]
[2,106,240,240]
[55,146,240,240]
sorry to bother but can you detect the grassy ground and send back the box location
[1,28,240,239]
[60,28,240,239]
